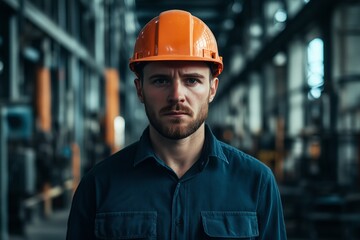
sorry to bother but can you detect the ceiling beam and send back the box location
[1,0,105,74]
[215,0,341,102]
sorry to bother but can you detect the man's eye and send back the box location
[186,78,199,85]
[152,79,169,85]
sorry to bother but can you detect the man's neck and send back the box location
[149,124,206,178]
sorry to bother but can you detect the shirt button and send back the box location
[176,218,184,226]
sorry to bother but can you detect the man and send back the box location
[67,10,287,239]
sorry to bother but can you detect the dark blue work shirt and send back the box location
[67,125,287,239]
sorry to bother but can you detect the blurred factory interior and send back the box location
[1,0,360,239]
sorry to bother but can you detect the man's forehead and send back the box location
[143,61,210,75]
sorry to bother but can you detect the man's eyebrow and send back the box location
[148,74,170,80]
[180,73,206,78]
[148,73,206,79]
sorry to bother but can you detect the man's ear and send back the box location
[134,79,144,103]
[209,77,219,103]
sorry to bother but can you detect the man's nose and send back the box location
[167,80,185,103]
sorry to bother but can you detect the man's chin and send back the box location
[155,124,190,140]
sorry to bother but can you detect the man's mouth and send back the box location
[163,111,188,116]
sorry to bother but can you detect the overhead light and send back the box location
[23,46,40,62]
[114,116,125,149]
[223,19,234,30]
[273,52,287,66]
[232,1,243,14]
[124,0,135,7]
[230,49,244,75]
[125,12,136,34]
[249,22,263,37]
[307,38,324,100]
[308,88,322,99]
[274,9,287,23]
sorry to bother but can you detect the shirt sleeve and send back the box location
[257,170,287,239]
[66,173,97,240]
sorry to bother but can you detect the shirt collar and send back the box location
[204,124,229,164]
[133,124,229,167]
[133,127,157,166]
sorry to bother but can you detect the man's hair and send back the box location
[133,62,147,81]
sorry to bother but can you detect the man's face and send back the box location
[135,61,219,140]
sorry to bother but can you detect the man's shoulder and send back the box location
[88,141,139,175]
[218,141,272,175]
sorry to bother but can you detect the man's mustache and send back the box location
[159,104,193,115]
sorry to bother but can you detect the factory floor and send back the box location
[9,208,69,240]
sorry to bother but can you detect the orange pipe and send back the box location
[36,67,52,132]
[105,69,120,153]
[71,143,81,193]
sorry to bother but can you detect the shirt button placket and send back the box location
[171,182,185,240]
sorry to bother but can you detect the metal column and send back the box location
[0,106,9,240]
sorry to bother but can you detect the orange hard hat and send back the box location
[129,10,223,77]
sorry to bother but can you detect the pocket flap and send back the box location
[201,211,259,238]
[95,211,157,239]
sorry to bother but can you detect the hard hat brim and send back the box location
[129,55,223,77]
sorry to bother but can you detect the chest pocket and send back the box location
[95,211,157,239]
[201,211,259,239]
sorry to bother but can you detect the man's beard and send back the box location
[143,99,209,140]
